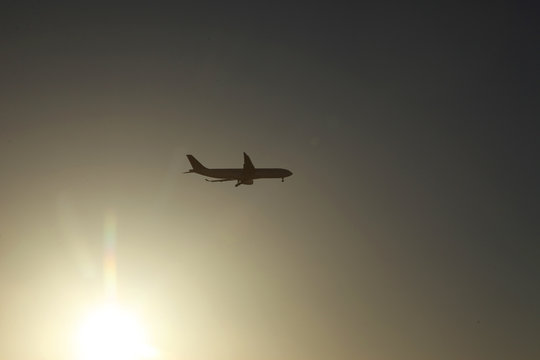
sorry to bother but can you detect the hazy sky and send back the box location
[0,2,538,360]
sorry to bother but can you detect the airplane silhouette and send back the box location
[185,153,293,187]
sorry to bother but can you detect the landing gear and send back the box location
[281,178,284,182]
[234,179,253,187]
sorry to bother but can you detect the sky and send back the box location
[0,2,538,360]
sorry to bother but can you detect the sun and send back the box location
[76,303,157,360]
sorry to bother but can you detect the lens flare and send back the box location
[104,211,117,302]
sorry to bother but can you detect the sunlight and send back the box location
[76,303,157,360]
[75,211,158,360]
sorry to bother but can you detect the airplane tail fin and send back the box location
[186,155,207,171]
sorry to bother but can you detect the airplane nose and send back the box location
[286,170,293,177]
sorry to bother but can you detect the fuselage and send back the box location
[196,168,292,180]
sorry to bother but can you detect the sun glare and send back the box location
[76,303,157,360]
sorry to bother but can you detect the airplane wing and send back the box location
[205,178,236,182]
[243,152,255,171]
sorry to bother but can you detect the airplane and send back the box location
[185,153,293,187]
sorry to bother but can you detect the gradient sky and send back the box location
[0,2,538,360]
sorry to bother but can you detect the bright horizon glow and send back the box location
[76,303,157,360]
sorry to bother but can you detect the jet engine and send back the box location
[243,179,254,185]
